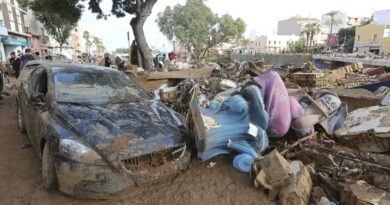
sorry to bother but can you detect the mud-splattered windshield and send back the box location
[54,70,149,104]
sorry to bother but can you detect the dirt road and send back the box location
[0,89,272,205]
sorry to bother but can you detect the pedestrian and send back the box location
[34,51,41,60]
[9,52,21,78]
[104,53,112,67]
[0,65,4,103]
[20,48,34,70]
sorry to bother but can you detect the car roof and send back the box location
[45,63,118,74]
[24,59,75,68]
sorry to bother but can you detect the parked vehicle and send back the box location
[16,62,191,197]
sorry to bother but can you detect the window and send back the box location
[279,41,281,45]
[16,12,23,32]
[384,29,390,38]
[7,5,15,31]
[268,40,271,45]
[357,35,360,42]
[372,34,377,42]
[274,41,276,45]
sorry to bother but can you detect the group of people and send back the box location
[0,48,38,103]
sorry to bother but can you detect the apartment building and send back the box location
[354,23,390,54]
[1,0,32,58]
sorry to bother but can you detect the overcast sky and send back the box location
[78,0,389,52]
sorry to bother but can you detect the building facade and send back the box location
[0,3,9,62]
[354,23,390,54]
[1,0,32,59]
[249,35,300,54]
[277,16,320,36]
[373,9,390,25]
[347,16,371,27]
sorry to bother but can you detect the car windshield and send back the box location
[54,70,149,104]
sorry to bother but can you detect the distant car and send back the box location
[16,63,191,197]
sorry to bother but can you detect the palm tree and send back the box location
[323,10,343,49]
[301,23,321,51]
[83,31,92,54]
[300,25,311,51]
[309,23,321,51]
[92,36,103,55]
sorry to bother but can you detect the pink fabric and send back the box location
[253,71,305,138]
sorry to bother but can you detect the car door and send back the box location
[24,67,50,155]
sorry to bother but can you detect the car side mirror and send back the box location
[30,93,45,106]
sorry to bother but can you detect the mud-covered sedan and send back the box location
[16,63,191,197]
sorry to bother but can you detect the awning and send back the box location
[2,38,32,46]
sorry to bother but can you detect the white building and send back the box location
[373,9,390,25]
[347,16,371,27]
[249,35,300,54]
[277,16,321,36]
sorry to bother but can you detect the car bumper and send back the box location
[55,150,191,198]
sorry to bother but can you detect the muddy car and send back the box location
[16,63,191,197]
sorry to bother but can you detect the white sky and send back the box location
[78,0,389,52]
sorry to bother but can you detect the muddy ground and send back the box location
[0,77,272,205]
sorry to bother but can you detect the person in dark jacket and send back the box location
[9,52,21,78]
[20,48,34,70]
[104,53,112,67]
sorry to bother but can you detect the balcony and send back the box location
[24,26,31,34]
[42,35,50,44]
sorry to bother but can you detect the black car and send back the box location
[16,63,191,197]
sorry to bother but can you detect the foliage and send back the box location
[93,36,105,54]
[323,10,343,33]
[35,12,75,53]
[205,55,231,64]
[337,26,356,53]
[18,0,157,70]
[288,39,307,53]
[17,0,83,24]
[157,0,246,63]
[83,31,92,53]
[300,22,321,51]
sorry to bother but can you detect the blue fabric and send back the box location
[198,86,269,171]
[233,153,254,173]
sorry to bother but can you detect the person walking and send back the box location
[104,53,112,68]
[9,52,21,78]
[20,48,34,70]
[0,65,4,103]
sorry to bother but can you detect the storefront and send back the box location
[2,36,32,58]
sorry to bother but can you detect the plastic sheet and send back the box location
[198,85,269,172]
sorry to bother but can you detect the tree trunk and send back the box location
[131,18,153,70]
[130,0,157,71]
[60,43,63,54]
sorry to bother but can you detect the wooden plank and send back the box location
[189,88,206,153]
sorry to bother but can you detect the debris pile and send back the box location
[146,58,390,204]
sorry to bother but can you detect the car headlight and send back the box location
[59,139,106,166]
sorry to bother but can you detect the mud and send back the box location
[0,93,272,204]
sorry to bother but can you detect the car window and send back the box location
[54,70,149,104]
[28,67,48,96]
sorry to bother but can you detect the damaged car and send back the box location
[16,62,191,197]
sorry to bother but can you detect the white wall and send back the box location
[373,9,390,25]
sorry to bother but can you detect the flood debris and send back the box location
[148,57,390,204]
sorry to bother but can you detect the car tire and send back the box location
[17,106,26,133]
[42,144,57,190]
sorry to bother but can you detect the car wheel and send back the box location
[42,144,57,190]
[17,106,26,133]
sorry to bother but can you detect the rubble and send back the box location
[151,58,390,205]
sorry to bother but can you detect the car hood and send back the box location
[54,100,185,168]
